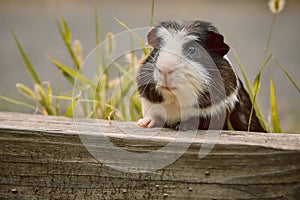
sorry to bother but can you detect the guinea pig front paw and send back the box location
[137,117,156,128]
[137,116,167,128]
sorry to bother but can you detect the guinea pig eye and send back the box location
[188,46,196,55]
[147,48,159,63]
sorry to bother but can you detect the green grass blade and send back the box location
[150,0,155,27]
[107,32,114,57]
[252,55,272,94]
[263,15,276,60]
[227,117,235,131]
[130,92,142,121]
[253,73,262,95]
[117,71,127,120]
[247,93,268,132]
[95,73,108,115]
[247,55,272,131]
[46,82,53,106]
[55,17,81,70]
[62,70,75,85]
[48,57,91,115]
[48,57,95,89]
[0,95,39,112]
[35,84,55,115]
[16,83,36,99]
[269,76,282,132]
[64,95,79,117]
[53,95,74,101]
[64,102,74,117]
[94,1,104,76]
[49,56,74,85]
[86,110,97,119]
[9,26,41,85]
[60,16,71,43]
[233,49,267,131]
[273,57,300,93]
[114,17,149,55]
[35,84,46,105]
[232,49,254,100]
[93,2,107,78]
[73,40,83,65]
[79,98,125,120]
[94,0,103,46]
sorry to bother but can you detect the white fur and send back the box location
[198,86,239,118]
[223,55,232,65]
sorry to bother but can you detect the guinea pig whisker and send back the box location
[138,73,152,80]
[138,75,155,86]
[205,84,227,101]
[140,78,156,96]
[140,65,156,71]
[138,75,153,83]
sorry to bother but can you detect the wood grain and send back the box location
[0,112,299,199]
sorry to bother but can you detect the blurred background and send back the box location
[0,0,299,132]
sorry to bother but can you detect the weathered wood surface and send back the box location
[0,111,300,200]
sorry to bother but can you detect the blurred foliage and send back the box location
[4,9,144,121]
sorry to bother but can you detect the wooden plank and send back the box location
[0,111,299,199]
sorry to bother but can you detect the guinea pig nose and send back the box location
[158,67,175,75]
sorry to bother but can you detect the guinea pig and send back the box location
[136,20,266,132]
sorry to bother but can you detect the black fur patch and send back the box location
[204,30,230,57]
[228,80,266,132]
[137,56,163,103]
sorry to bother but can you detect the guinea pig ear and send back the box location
[147,27,160,47]
[205,30,230,57]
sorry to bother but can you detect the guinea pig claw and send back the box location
[147,120,156,128]
[137,117,154,128]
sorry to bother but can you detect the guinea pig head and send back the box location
[146,20,230,101]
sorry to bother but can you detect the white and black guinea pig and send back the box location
[136,20,266,132]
